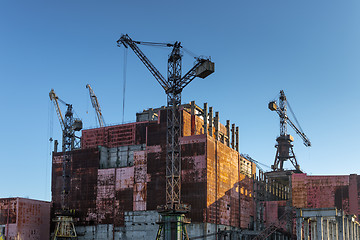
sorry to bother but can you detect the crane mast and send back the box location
[268,90,311,172]
[86,84,105,128]
[49,89,82,239]
[117,34,214,240]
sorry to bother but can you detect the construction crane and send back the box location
[117,34,214,240]
[268,90,311,172]
[86,84,105,127]
[49,89,82,239]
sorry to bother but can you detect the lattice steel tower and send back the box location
[117,34,214,240]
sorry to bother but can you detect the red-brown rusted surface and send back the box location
[292,173,360,216]
[81,122,149,149]
[206,136,255,228]
[52,106,255,229]
[0,198,50,240]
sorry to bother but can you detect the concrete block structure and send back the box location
[0,198,50,240]
[296,208,360,240]
[51,101,360,239]
[51,102,257,239]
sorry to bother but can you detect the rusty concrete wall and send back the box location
[52,149,100,225]
[263,201,288,230]
[52,107,255,230]
[292,173,360,216]
[206,136,254,229]
[181,135,207,222]
[81,122,148,149]
[0,198,50,240]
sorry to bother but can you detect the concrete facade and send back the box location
[0,198,50,240]
[296,208,360,240]
[51,102,256,238]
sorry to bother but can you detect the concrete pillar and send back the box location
[349,220,353,240]
[203,103,208,135]
[208,107,213,136]
[231,124,235,149]
[304,218,310,240]
[214,112,219,140]
[226,120,230,147]
[317,216,324,240]
[337,216,345,240]
[324,219,329,240]
[54,139,58,153]
[191,101,196,135]
[235,126,239,151]
[297,217,303,240]
[332,221,338,240]
[345,218,349,240]
[311,220,317,240]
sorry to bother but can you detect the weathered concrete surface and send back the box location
[0,198,50,240]
[292,173,360,216]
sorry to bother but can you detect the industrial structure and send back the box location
[268,90,311,172]
[47,35,360,240]
[117,34,214,239]
[49,89,82,239]
[0,198,50,240]
[2,35,360,239]
[49,99,360,239]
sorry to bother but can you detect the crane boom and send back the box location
[117,34,169,91]
[49,89,65,131]
[86,84,105,127]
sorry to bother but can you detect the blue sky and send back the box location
[0,1,359,201]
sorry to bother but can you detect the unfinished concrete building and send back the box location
[255,171,360,239]
[51,100,360,239]
[51,102,259,239]
[0,198,50,240]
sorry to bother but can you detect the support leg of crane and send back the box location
[156,211,190,240]
[52,215,77,240]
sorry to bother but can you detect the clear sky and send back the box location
[1,1,359,201]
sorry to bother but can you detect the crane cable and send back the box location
[287,100,304,133]
[46,101,54,200]
[122,47,128,124]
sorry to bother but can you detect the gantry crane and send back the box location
[49,89,82,239]
[117,34,214,240]
[268,90,311,172]
[86,84,105,127]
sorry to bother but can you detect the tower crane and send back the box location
[268,90,311,172]
[117,34,214,240]
[49,89,82,239]
[86,84,105,127]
